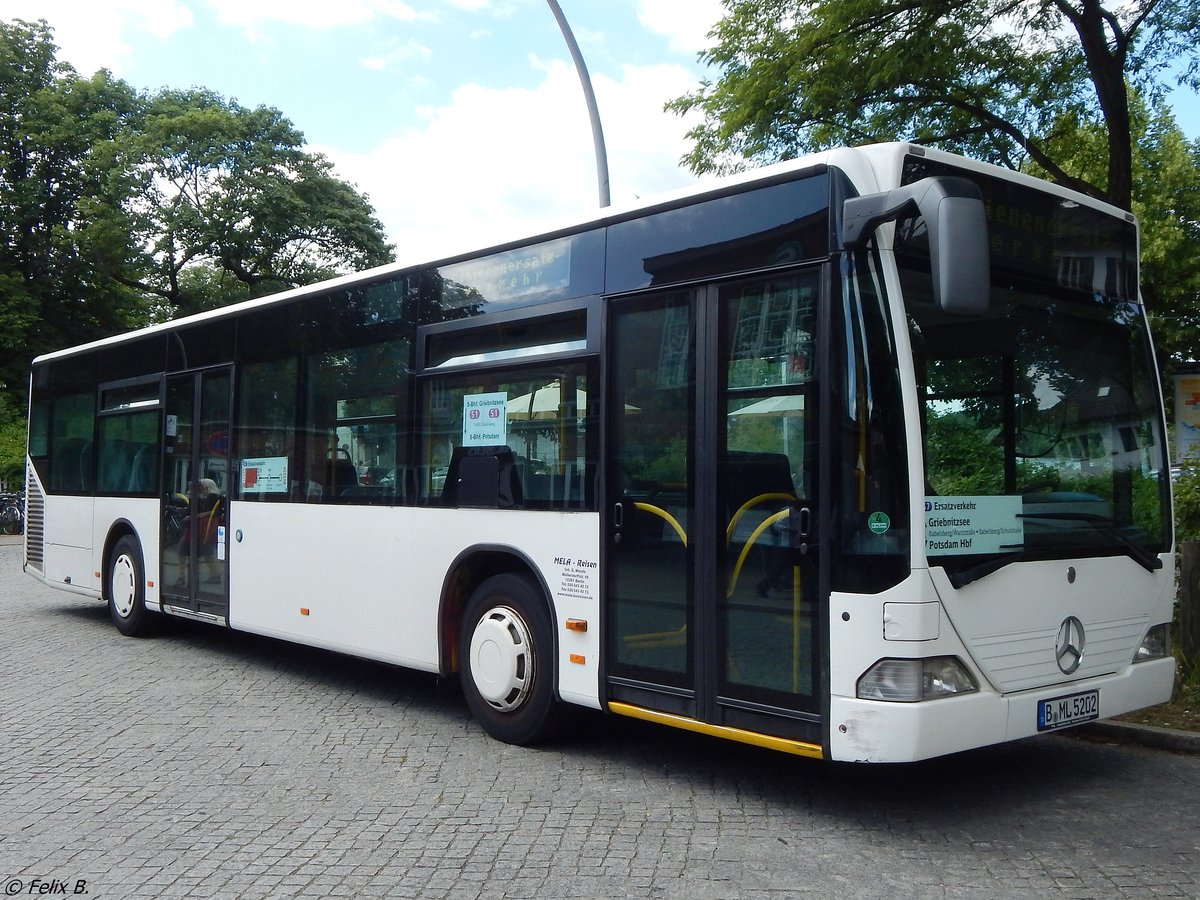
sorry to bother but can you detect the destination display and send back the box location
[462,392,508,447]
[924,495,1023,556]
[442,237,572,305]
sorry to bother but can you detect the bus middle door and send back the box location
[605,273,823,745]
[161,368,232,622]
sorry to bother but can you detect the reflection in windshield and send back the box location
[898,170,1169,576]
[916,289,1168,571]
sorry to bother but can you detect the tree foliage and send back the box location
[106,88,393,319]
[0,19,147,396]
[671,0,1200,209]
[0,18,393,359]
[1126,117,1200,370]
[0,392,26,488]
[0,18,394,479]
[0,19,393,480]
[672,0,1200,377]
[1026,97,1200,368]
[1174,463,1200,542]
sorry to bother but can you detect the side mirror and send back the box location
[842,176,990,315]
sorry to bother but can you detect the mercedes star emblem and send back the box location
[1055,616,1085,675]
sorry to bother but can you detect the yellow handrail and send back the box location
[725,492,796,545]
[726,507,791,598]
[632,501,687,547]
[621,501,687,650]
[726,504,806,693]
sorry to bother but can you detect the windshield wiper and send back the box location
[1017,511,1163,573]
[946,513,1162,588]
[946,548,1029,589]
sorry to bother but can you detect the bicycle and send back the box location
[0,493,24,535]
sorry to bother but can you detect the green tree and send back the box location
[0,393,26,488]
[0,19,148,395]
[108,88,394,318]
[1132,119,1200,370]
[1026,98,1200,368]
[0,19,396,481]
[1174,463,1200,541]
[671,0,1200,209]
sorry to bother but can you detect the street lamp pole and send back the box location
[544,0,611,208]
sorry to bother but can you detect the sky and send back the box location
[2,0,1198,267]
[0,0,727,265]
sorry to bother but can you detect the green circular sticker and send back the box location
[867,511,891,535]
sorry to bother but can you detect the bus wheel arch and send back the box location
[437,547,552,672]
[439,549,562,744]
[104,526,155,637]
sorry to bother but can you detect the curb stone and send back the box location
[1072,719,1200,755]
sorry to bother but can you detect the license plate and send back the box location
[1037,690,1099,731]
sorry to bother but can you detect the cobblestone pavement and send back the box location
[2,534,1198,899]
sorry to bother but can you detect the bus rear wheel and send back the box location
[107,534,155,637]
[459,573,561,745]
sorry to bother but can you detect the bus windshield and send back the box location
[897,160,1170,584]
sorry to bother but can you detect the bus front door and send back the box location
[605,275,823,745]
[161,369,232,622]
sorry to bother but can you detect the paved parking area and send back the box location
[2,534,1198,898]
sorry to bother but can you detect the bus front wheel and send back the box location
[107,535,154,637]
[459,573,561,745]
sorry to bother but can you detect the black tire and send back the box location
[0,506,18,535]
[459,572,562,745]
[107,534,155,637]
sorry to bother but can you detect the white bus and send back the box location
[23,143,1176,762]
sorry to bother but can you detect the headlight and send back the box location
[1133,624,1169,663]
[857,657,978,702]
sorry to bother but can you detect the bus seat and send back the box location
[80,440,94,491]
[323,457,359,498]
[444,446,523,509]
[389,464,419,503]
[52,438,86,491]
[127,443,155,493]
[525,472,552,503]
[98,439,132,494]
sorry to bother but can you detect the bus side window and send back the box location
[49,393,96,494]
[421,365,596,511]
[235,358,298,503]
[304,339,407,506]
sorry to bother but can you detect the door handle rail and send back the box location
[626,501,688,547]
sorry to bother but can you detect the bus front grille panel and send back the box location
[972,616,1148,693]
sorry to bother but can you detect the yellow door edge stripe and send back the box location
[608,701,824,760]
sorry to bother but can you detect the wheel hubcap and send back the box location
[469,606,533,712]
[111,554,137,618]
